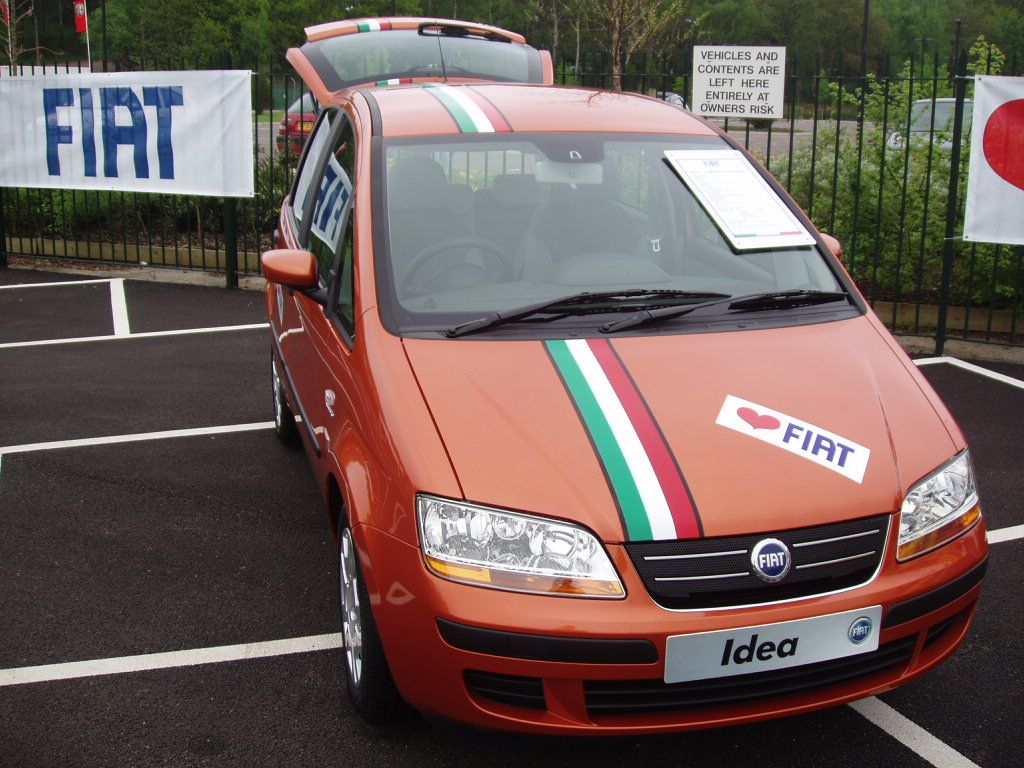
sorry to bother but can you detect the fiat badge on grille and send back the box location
[751,538,792,583]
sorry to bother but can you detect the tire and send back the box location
[271,352,300,446]
[338,522,404,724]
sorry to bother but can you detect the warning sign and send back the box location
[692,46,786,119]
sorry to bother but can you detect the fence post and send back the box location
[222,49,239,288]
[224,198,238,288]
[935,50,969,355]
[0,188,7,269]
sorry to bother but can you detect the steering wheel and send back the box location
[401,237,513,293]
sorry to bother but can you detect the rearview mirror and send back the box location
[535,160,603,185]
[820,233,844,262]
[262,249,318,289]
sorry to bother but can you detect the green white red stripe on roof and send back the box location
[546,338,702,542]
[419,84,512,133]
[355,19,392,32]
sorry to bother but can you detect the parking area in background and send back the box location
[1,269,1020,768]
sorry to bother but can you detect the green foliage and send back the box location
[4,150,297,269]
[241,152,299,252]
[782,37,1019,311]
[968,35,1006,75]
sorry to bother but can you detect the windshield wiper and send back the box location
[445,290,729,338]
[601,289,848,333]
[727,289,849,311]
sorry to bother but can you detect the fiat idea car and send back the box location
[263,17,987,734]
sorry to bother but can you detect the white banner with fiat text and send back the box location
[963,75,1024,245]
[0,70,254,197]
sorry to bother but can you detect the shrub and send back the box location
[780,38,1019,310]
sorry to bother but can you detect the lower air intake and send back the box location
[464,670,546,710]
[584,635,915,716]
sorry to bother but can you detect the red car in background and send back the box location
[276,92,319,155]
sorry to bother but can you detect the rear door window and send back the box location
[308,118,355,286]
[290,110,335,236]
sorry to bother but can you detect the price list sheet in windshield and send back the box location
[664,150,816,251]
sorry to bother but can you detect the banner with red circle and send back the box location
[964,76,1024,246]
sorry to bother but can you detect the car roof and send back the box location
[354,83,717,138]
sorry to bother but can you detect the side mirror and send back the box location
[820,233,844,262]
[262,249,318,290]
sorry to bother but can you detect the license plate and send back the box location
[299,121,314,131]
[664,605,882,684]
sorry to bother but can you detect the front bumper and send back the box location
[355,513,987,734]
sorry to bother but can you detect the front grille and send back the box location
[464,670,546,710]
[584,635,915,716]
[625,514,890,609]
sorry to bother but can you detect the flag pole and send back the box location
[84,0,92,70]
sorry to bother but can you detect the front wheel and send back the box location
[338,523,403,724]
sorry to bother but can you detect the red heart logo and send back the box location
[983,99,1024,191]
[737,407,781,430]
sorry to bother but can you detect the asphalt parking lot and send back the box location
[1,269,1021,768]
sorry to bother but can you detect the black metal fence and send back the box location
[0,53,307,283]
[1,46,1022,352]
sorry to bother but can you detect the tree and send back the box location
[1,0,34,68]
[583,0,697,89]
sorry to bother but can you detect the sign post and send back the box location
[691,46,786,120]
[0,188,7,269]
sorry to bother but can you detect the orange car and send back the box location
[263,17,987,734]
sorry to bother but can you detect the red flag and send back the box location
[73,0,88,34]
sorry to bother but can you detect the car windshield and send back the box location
[909,100,973,134]
[288,93,318,114]
[302,28,542,90]
[379,133,841,332]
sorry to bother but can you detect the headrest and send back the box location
[387,156,451,211]
[491,174,539,207]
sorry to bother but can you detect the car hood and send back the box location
[402,316,959,542]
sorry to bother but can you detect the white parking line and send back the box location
[0,634,342,687]
[0,278,115,290]
[0,628,993,768]
[0,422,274,455]
[109,278,131,336]
[915,356,1024,390]
[0,322,269,350]
[988,523,1024,544]
[849,697,981,768]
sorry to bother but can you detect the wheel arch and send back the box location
[326,473,345,539]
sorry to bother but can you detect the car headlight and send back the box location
[897,451,981,561]
[416,495,625,598]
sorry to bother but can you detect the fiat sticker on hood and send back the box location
[715,395,870,483]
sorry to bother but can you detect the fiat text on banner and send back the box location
[0,70,254,197]
[963,75,1024,245]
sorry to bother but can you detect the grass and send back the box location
[255,110,285,124]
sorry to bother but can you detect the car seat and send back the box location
[386,155,473,285]
[518,162,642,282]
